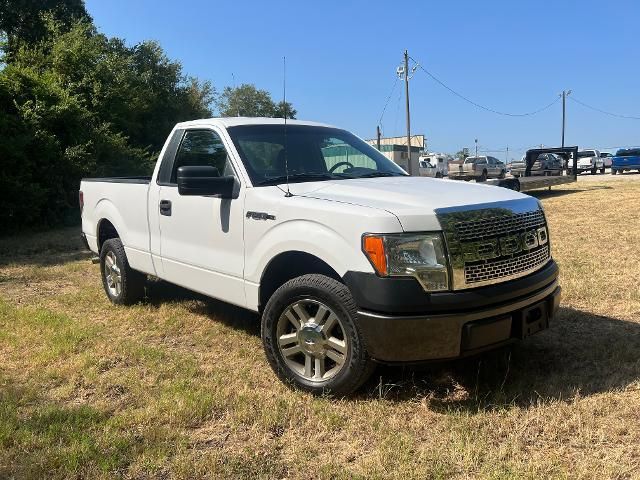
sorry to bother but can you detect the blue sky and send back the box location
[85,0,640,159]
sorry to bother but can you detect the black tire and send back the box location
[498,170,506,179]
[435,172,443,178]
[477,170,487,182]
[611,169,617,175]
[261,274,375,396]
[600,167,605,174]
[99,238,146,305]
[591,167,597,175]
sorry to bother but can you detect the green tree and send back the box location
[0,0,90,58]
[0,16,214,232]
[455,149,469,160]
[216,83,296,119]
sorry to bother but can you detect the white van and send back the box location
[419,153,449,178]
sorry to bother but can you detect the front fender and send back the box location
[244,219,374,285]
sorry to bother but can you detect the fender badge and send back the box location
[246,211,276,221]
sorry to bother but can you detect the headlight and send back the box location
[362,233,449,291]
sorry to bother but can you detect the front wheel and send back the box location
[261,274,375,396]
[499,170,506,179]
[591,167,597,175]
[477,170,487,182]
[100,238,146,305]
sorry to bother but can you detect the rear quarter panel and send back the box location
[81,180,155,275]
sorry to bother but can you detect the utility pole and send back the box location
[376,125,381,151]
[404,50,413,175]
[475,138,478,157]
[561,89,571,147]
[506,146,509,164]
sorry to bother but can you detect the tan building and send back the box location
[364,135,425,174]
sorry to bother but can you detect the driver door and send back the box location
[157,128,246,307]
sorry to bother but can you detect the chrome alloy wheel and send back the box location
[276,299,348,382]
[104,251,122,297]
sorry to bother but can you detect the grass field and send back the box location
[1,179,639,479]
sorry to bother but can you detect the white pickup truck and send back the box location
[80,118,560,395]
[573,149,605,174]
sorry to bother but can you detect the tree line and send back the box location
[0,0,295,233]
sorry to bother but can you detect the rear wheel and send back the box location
[600,167,605,174]
[435,172,443,178]
[591,167,597,175]
[100,238,145,305]
[611,169,617,175]
[261,274,375,396]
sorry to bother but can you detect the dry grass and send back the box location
[1,179,639,479]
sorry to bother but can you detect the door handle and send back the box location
[159,200,172,216]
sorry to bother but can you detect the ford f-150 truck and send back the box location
[80,118,561,395]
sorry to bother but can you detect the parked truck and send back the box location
[80,118,561,395]
[611,148,640,174]
[448,155,506,181]
[572,149,605,174]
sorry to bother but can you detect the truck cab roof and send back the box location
[175,117,336,130]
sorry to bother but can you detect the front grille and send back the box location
[435,198,551,289]
[454,209,545,241]
[465,245,550,284]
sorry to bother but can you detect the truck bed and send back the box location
[81,176,151,184]
[80,177,154,275]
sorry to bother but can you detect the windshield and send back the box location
[601,152,612,158]
[615,148,640,157]
[226,125,408,185]
[578,150,596,158]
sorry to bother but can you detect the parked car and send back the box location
[418,153,449,178]
[611,148,640,174]
[510,153,563,177]
[80,118,560,395]
[448,155,506,181]
[572,149,605,174]
[601,152,613,169]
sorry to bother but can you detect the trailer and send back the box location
[487,147,578,192]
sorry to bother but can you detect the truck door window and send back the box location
[171,129,235,183]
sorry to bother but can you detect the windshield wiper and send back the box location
[353,171,405,178]
[256,172,337,186]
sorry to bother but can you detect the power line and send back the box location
[409,56,561,117]
[568,96,640,120]
[377,76,399,126]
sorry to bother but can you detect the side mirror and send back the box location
[177,166,236,198]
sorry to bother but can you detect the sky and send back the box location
[85,0,640,159]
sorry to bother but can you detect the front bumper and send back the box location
[345,261,560,362]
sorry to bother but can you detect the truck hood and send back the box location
[285,176,527,231]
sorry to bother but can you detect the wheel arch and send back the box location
[259,251,342,311]
[97,218,120,252]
